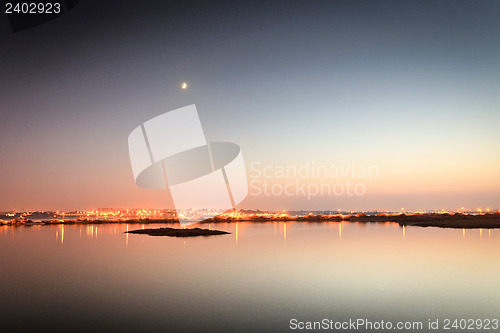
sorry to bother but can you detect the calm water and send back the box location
[0,222,499,332]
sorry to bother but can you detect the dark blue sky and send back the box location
[1,1,499,211]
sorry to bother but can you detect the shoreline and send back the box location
[1,213,500,229]
[204,213,500,229]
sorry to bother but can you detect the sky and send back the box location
[0,0,499,212]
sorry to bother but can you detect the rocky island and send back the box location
[125,227,230,237]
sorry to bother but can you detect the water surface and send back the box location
[0,222,498,332]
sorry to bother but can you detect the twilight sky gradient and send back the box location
[1,0,499,211]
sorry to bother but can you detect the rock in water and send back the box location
[126,227,230,237]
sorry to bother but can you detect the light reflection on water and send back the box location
[0,222,499,332]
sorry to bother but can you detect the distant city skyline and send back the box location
[1,1,499,211]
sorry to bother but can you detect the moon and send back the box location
[181,82,187,89]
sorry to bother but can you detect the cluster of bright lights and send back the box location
[1,206,499,224]
[219,210,290,219]
[55,209,178,219]
[176,208,227,220]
